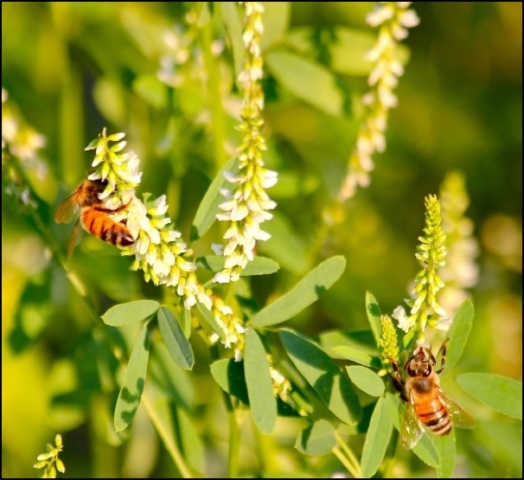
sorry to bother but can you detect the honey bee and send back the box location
[391,343,475,450]
[55,179,134,257]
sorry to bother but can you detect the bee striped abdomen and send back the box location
[81,210,134,248]
[417,397,452,435]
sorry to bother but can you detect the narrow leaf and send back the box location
[332,346,382,370]
[365,292,382,346]
[456,373,522,420]
[295,419,336,455]
[150,342,194,410]
[210,358,250,405]
[114,325,150,431]
[319,329,377,358]
[157,307,194,370]
[265,50,344,116]
[279,329,361,425]
[219,2,244,84]
[385,393,439,468]
[433,433,456,478]
[102,300,159,326]
[190,156,239,242]
[142,385,195,477]
[250,256,346,327]
[361,396,393,478]
[182,308,192,338]
[196,302,227,341]
[244,329,277,433]
[196,255,280,276]
[440,299,474,379]
[260,2,290,50]
[346,366,385,397]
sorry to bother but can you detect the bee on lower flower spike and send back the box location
[391,342,475,450]
[55,179,134,257]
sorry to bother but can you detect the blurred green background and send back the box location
[2,2,521,478]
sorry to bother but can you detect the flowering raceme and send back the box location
[392,195,447,342]
[339,2,419,201]
[214,2,278,284]
[84,129,212,312]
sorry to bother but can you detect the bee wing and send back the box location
[438,387,475,429]
[401,393,425,450]
[66,219,83,258]
[55,193,80,224]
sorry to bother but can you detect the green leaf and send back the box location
[332,346,382,370]
[456,373,522,420]
[319,329,380,368]
[295,419,335,455]
[346,366,385,397]
[365,292,382,346]
[268,170,320,198]
[157,307,194,370]
[219,2,244,85]
[432,433,456,478]
[210,358,250,405]
[244,329,277,433]
[190,156,239,242]
[196,255,280,276]
[250,256,346,327]
[385,393,439,468]
[133,74,167,109]
[440,299,474,379]
[9,274,52,354]
[196,301,227,341]
[286,27,375,76]
[266,50,344,116]
[182,308,192,338]
[177,408,206,474]
[150,342,194,410]
[279,329,361,425]
[102,300,159,326]
[114,325,150,432]
[211,358,297,417]
[142,385,197,477]
[361,396,393,478]
[261,2,290,50]
[320,329,377,354]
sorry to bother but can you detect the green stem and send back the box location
[334,431,362,477]
[199,10,227,174]
[383,427,399,477]
[223,392,240,477]
[211,345,241,477]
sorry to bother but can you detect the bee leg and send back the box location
[93,201,131,214]
[435,339,449,374]
[389,358,408,401]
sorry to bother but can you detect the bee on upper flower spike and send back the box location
[55,179,134,257]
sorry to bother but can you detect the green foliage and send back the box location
[279,328,362,425]
[456,373,522,420]
[249,255,346,327]
[296,419,336,455]
[2,2,521,479]
[191,156,239,242]
[102,300,160,326]
[114,324,150,432]
[157,307,194,370]
[244,328,277,433]
[346,365,385,397]
[361,396,393,477]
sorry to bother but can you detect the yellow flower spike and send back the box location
[378,314,400,370]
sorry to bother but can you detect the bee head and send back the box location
[405,346,435,377]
